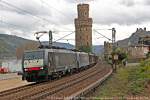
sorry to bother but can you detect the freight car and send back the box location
[22,48,98,82]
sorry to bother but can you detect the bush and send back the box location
[127,59,150,95]
[146,52,150,58]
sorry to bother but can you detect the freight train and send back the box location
[22,48,98,82]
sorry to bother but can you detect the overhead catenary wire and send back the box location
[93,29,112,41]
[0,0,51,23]
[0,3,43,29]
[96,37,104,39]
[40,0,74,31]
[60,39,74,40]
[1,20,27,29]
[41,0,74,21]
[0,1,75,44]
[94,28,112,30]
[0,1,51,30]
[0,0,73,31]
[53,31,74,33]
[53,31,75,43]
[0,4,34,30]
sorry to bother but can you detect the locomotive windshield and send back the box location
[24,51,44,60]
[23,51,44,68]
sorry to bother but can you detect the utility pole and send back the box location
[49,30,53,48]
[94,28,117,71]
[112,28,116,54]
[111,28,118,71]
[112,28,116,49]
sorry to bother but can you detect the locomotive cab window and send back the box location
[24,51,44,60]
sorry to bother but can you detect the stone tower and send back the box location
[75,4,93,51]
[104,41,113,60]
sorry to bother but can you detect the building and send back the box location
[104,41,113,60]
[127,44,149,61]
[127,28,150,60]
[139,36,150,46]
[117,27,150,61]
[2,59,22,72]
[74,4,93,52]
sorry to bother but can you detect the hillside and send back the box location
[117,28,150,47]
[0,34,34,58]
[0,34,103,59]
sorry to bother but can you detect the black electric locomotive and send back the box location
[22,48,98,82]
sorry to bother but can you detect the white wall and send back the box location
[2,59,22,72]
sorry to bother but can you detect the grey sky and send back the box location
[0,0,150,45]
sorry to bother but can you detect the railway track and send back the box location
[0,80,50,96]
[0,83,33,96]
[0,62,112,100]
[26,66,109,100]
[0,65,95,97]
[47,67,111,100]
[37,67,111,100]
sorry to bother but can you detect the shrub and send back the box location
[127,59,150,95]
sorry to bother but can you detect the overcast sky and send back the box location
[0,0,150,45]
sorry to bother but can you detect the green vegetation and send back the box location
[0,40,11,53]
[107,47,128,66]
[79,46,92,53]
[97,59,150,97]
[113,48,128,61]
[146,52,150,58]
